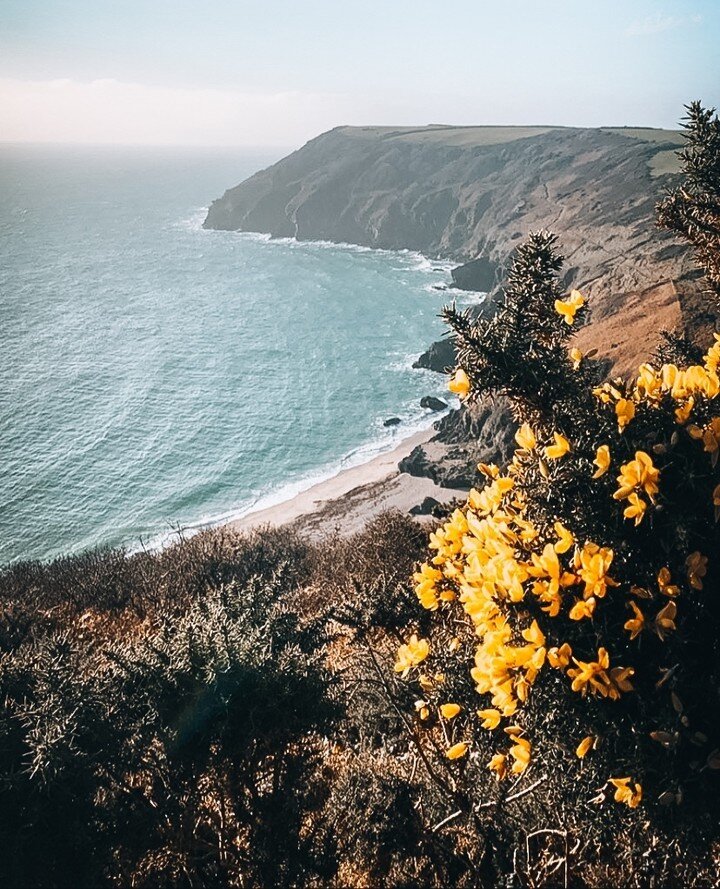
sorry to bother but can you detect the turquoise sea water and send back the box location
[1,144,470,564]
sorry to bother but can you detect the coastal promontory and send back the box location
[204,124,696,313]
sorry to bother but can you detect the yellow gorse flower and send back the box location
[478,708,502,729]
[553,521,574,554]
[688,417,720,465]
[609,777,642,808]
[576,735,594,758]
[413,562,443,610]
[686,551,708,589]
[569,596,596,621]
[592,444,611,478]
[613,451,660,503]
[488,753,507,779]
[654,601,677,640]
[675,397,694,424]
[615,398,636,432]
[705,334,720,373]
[657,567,680,597]
[508,732,531,774]
[623,492,647,526]
[394,634,430,676]
[440,703,462,720]
[446,741,468,760]
[635,363,662,400]
[545,432,570,460]
[570,347,583,369]
[448,368,470,398]
[624,601,645,639]
[515,423,536,450]
[566,647,633,700]
[574,542,617,599]
[554,289,585,325]
[547,643,572,669]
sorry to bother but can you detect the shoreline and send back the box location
[228,425,467,540]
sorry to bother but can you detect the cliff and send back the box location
[205,123,718,496]
[204,123,695,310]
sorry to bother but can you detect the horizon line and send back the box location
[0,120,683,151]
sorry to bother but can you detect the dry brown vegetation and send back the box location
[2,510,720,887]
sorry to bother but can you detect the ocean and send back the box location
[1,144,469,564]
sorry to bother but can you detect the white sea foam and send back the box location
[182,215,462,281]
[456,290,488,306]
[421,281,488,304]
[174,207,209,232]
[135,405,448,555]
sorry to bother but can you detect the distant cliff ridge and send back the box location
[204,123,694,309]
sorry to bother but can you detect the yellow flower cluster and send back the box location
[394,335,720,806]
[594,342,720,452]
[448,368,470,398]
[612,451,660,526]
[567,647,634,699]
[622,568,682,642]
[399,435,641,777]
[393,634,429,676]
[554,289,585,325]
[609,777,643,808]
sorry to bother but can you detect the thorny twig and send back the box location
[475,776,546,810]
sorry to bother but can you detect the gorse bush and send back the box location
[396,103,720,821]
[0,530,340,888]
[0,514,464,888]
[657,100,720,298]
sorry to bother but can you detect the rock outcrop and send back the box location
[420,396,448,412]
[413,336,457,372]
[400,398,517,489]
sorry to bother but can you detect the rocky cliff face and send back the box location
[205,123,694,312]
[400,398,517,489]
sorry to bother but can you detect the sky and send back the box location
[1,0,718,147]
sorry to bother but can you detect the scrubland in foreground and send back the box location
[3,514,718,888]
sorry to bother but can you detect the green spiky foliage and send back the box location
[445,232,598,426]
[389,103,720,883]
[657,101,720,297]
[0,543,340,888]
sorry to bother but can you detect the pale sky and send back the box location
[1,0,718,147]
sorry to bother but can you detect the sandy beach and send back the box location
[229,426,468,540]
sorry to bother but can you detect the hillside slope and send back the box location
[204,124,694,312]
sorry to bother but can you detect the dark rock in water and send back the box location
[383,417,402,427]
[409,496,441,516]
[415,300,497,375]
[451,256,499,292]
[413,337,456,373]
[420,396,448,411]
